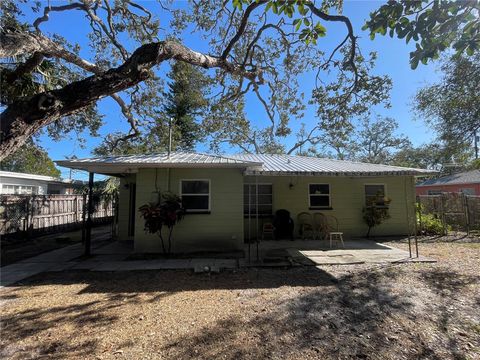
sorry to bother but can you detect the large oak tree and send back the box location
[1,0,478,160]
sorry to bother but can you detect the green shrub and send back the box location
[139,192,185,255]
[362,204,391,238]
[416,203,450,235]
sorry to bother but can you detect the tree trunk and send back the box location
[159,232,167,255]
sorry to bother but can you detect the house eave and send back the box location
[55,161,263,175]
[243,170,435,177]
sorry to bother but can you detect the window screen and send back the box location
[309,184,330,208]
[181,180,210,212]
[365,184,386,206]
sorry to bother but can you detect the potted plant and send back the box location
[139,192,185,255]
[362,196,392,238]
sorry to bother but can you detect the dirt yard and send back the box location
[1,238,479,359]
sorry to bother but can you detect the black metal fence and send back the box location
[417,193,480,234]
[0,194,115,237]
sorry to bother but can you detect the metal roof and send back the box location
[417,170,480,186]
[55,152,263,174]
[230,154,436,176]
[0,170,71,184]
[56,151,435,176]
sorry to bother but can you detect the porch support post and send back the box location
[85,172,94,256]
[255,175,259,262]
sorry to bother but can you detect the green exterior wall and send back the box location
[133,168,245,253]
[244,174,416,239]
[118,168,416,253]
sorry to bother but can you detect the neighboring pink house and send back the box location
[416,170,480,196]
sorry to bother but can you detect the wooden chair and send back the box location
[313,212,328,240]
[297,212,315,240]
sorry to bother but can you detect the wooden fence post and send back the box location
[465,195,470,236]
[441,194,447,236]
[27,195,34,238]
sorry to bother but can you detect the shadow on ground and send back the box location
[1,265,478,359]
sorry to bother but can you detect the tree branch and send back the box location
[5,52,45,83]
[306,2,358,85]
[221,0,267,59]
[0,38,262,159]
[33,2,88,31]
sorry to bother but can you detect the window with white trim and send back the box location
[180,180,210,212]
[427,189,442,195]
[308,184,330,208]
[244,184,273,215]
[365,184,387,206]
[1,185,37,195]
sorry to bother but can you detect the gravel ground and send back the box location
[1,238,479,360]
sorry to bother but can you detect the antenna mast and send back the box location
[168,117,173,158]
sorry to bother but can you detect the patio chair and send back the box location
[313,212,329,240]
[272,209,294,240]
[325,215,344,248]
[297,212,315,240]
[261,222,275,240]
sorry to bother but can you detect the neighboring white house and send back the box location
[0,171,75,195]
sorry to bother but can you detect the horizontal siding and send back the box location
[134,168,244,253]
[244,175,416,238]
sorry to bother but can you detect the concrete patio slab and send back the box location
[2,235,436,289]
[279,240,436,265]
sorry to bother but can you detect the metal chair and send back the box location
[297,212,315,240]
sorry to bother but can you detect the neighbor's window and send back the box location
[180,180,210,212]
[365,184,387,206]
[427,190,442,195]
[309,184,331,208]
[1,185,37,195]
[244,184,273,216]
[460,188,475,195]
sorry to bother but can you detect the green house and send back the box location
[58,152,434,254]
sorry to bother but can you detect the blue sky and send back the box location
[18,1,442,179]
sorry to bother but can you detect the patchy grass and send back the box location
[1,240,479,360]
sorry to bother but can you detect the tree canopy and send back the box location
[0,141,61,177]
[0,0,478,160]
[414,53,480,153]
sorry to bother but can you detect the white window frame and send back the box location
[1,184,37,195]
[179,179,211,212]
[364,183,388,207]
[243,183,273,216]
[308,183,331,209]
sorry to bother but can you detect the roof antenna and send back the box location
[168,117,173,159]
